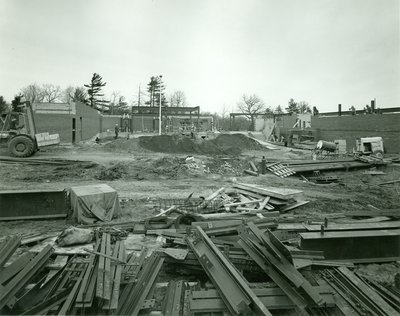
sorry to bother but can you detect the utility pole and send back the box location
[138,85,141,107]
[158,75,162,136]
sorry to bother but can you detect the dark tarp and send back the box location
[70,184,121,224]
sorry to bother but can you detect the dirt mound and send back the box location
[94,157,209,181]
[213,134,262,150]
[9,162,99,182]
[138,134,263,155]
[96,163,129,180]
[101,138,150,153]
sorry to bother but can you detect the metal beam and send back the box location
[190,287,335,313]
[300,229,400,260]
[186,226,272,316]
[116,252,164,316]
[0,245,54,309]
[246,223,325,307]
[237,235,309,314]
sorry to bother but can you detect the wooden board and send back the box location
[279,201,309,212]
[29,237,94,255]
[234,183,303,200]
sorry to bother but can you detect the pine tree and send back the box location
[84,73,109,111]
[0,96,8,113]
[286,98,299,114]
[146,76,168,107]
[274,105,284,114]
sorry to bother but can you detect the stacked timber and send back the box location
[287,158,381,173]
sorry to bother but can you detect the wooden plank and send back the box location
[234,183,302,200]
[258,196,273,211]
[378,179,400,185]
[249,161,258,172]
[224,199,263,207]
[279,200,309,212]
[205,187,225,201]
[232,188,265,200]
[277,223,307,231]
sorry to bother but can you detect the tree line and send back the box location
[1,72,315,121]
[236,94,314,127]
[1,73,190,115]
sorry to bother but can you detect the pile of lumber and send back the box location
[142,183,309,228]
[287,158,383,173]
[229,182,309,213]
[244,160,296,178]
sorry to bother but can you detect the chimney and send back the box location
[338,104,342,116]
[371,99,375,112]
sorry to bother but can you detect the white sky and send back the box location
[0,0,399,113]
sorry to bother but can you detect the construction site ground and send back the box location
[1,134,399,231]
[0,133,399,292]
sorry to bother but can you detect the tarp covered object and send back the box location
[70,184,121,224]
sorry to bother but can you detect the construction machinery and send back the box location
[312,140,339,160]
[354,137,384,158]
[0,100,60,157]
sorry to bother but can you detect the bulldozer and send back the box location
[0,100,60,157]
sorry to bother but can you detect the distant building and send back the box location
[33,102,121,143]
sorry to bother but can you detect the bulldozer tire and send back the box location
[8,135,36,157]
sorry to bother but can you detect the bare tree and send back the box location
[237,94,265,131]
[41,84,62,103]
[170,90,187,107]
[62,86,87,103]
[221,104,228,118]
[109,91,121,114]
[62,86,74,103]
[20,84,44,103]
[297,101,312,114]
[109,91,128,114]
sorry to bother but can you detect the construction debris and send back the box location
[244,159,296,178]
[378,179,400,186]
[288,158,390,173]
[266,161,296,178]
[1,176,400,315]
